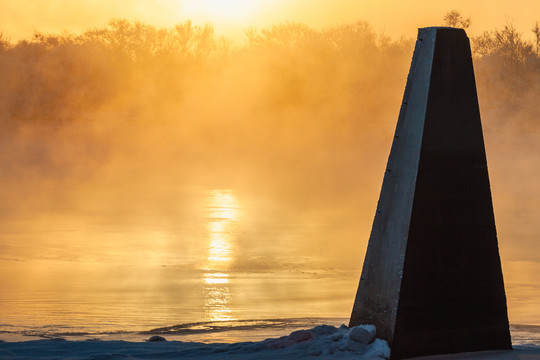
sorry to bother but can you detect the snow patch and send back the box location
[0,324,391,359]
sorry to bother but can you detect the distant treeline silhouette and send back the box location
[0,19,412,127]
[1,16,538,129]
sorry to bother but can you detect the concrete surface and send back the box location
[349,27,511,359]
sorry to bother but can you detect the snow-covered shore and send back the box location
[0,324,388,359]
[1,324,540,360]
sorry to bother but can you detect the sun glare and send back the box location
[183,0,264,23]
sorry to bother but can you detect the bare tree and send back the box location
[444,10,472,29]
[0,32,10,50]
[533,22,540,55]
[473,23,535,64]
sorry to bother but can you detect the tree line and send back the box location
[0,12,538,130]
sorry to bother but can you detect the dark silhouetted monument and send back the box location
[349,27,512,359]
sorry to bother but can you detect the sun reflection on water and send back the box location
[205,190,239,270]
[204,273,229,284]
[204,283,234,321]
[203,190,240,322]
[208,222,233,263]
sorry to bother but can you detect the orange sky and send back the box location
[1,0,539,42]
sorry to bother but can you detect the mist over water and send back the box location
[1,19,540,335]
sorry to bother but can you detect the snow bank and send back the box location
[0,324,390,360]
[2,324,539,360]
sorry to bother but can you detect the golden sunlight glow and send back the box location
[202,190,240,321]
[208,223,233,263]
[204,273,229,284]
[183,0,263,22]
[205,190,240,269]
[2,0,540,334]
[2,0,540,44]
[209,192,239,220]
[204,284,234,321]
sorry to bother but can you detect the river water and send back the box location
[0,188,363,341]
[1,186,539,342]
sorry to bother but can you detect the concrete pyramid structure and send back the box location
[349,27,512,359]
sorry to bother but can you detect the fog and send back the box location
[0,20,410,265]
[0,19,539,324]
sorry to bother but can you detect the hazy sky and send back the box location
[1,0,540,41]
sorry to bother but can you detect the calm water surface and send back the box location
[1,187,539,342]
[0,188,359,340]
